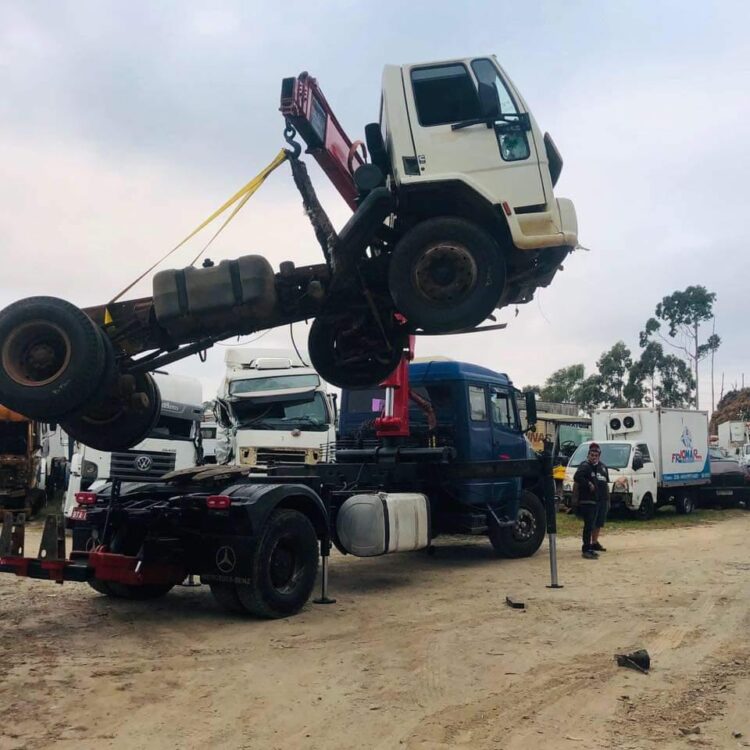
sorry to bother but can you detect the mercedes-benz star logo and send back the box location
[215,545,236,574]
[134,455,153,472]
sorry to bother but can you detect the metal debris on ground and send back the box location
[615,648,651,674]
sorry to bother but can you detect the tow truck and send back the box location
[0,55,577,454]
[0,55,571,616]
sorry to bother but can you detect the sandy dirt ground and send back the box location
[0,514,749,750]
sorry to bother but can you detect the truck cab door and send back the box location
[402,57,547,208]
[466,384,493,460]
[488,386,525,460]
[633,443,657,503]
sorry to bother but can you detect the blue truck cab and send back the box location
[339,360,541,540]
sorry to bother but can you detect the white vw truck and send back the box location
[563,408,710,520]
[64,372,203,521]
[215,348,336,467]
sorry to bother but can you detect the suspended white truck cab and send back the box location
[371,55,578,331]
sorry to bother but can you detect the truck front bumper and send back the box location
[609,492,633,510]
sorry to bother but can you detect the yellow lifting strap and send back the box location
[107,148,289,309]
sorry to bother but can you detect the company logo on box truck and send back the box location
[672,426,703,464]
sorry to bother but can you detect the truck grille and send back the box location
[110,450,176,482]
[256,448,308,465]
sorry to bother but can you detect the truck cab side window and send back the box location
[470,58,530,162]
[411,64,480,127]
[468,386,488,421]
[636,443,652,463]
[490,387,517,430]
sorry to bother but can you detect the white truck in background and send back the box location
[39,422,72,502]
[717,421,750,466]
[215,348,336,467]
[563,408,710,519]
[64,373,203,521]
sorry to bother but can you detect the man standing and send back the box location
[573,443,610,559]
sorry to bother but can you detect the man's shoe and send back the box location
[591,542,607,552]
[582,550,599,559]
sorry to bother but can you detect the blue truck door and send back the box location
[487,385,524,516]
[488,385,525,459]
[466,384,493,460]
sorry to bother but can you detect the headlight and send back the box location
[613,477,629,492]
[81,460,98,480]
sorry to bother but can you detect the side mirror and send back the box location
[524,391,537,431]
[632,453,644,471]
[478,81,500,120]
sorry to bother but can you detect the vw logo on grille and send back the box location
[134,455,153,472]
[215,545,236,574]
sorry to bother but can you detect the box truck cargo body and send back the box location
[717,421,750,461]
[563,408,710,519]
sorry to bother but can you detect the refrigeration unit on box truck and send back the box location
[563,408,710,519]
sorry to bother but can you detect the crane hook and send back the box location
[283,121,302,160]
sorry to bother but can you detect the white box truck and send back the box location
[215,348,336,467]
[563,408,710,519]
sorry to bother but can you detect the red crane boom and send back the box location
[280,72,366,210]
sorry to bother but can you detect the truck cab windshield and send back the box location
[230,392,329,432]
[229,374,320,396]
[569,442,632,469]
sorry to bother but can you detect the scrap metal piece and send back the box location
[505,596,525,610]
[38,514,66,561]
[615,649,650,674]
[0,512,25,557]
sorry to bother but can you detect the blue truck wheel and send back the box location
[489,490,546,559]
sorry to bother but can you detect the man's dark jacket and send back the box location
[573,460,610,505]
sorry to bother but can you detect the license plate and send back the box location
[71,507,88,521]
[716,489,733,496]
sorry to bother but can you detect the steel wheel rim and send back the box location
[513,508,536,542]
[1,320,72,388]
[269,536,303,593]
[413,242,478,303]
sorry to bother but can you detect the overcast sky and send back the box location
[1,0,748,411]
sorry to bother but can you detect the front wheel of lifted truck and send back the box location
[388,217,506,334]
[489,491,546,559]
